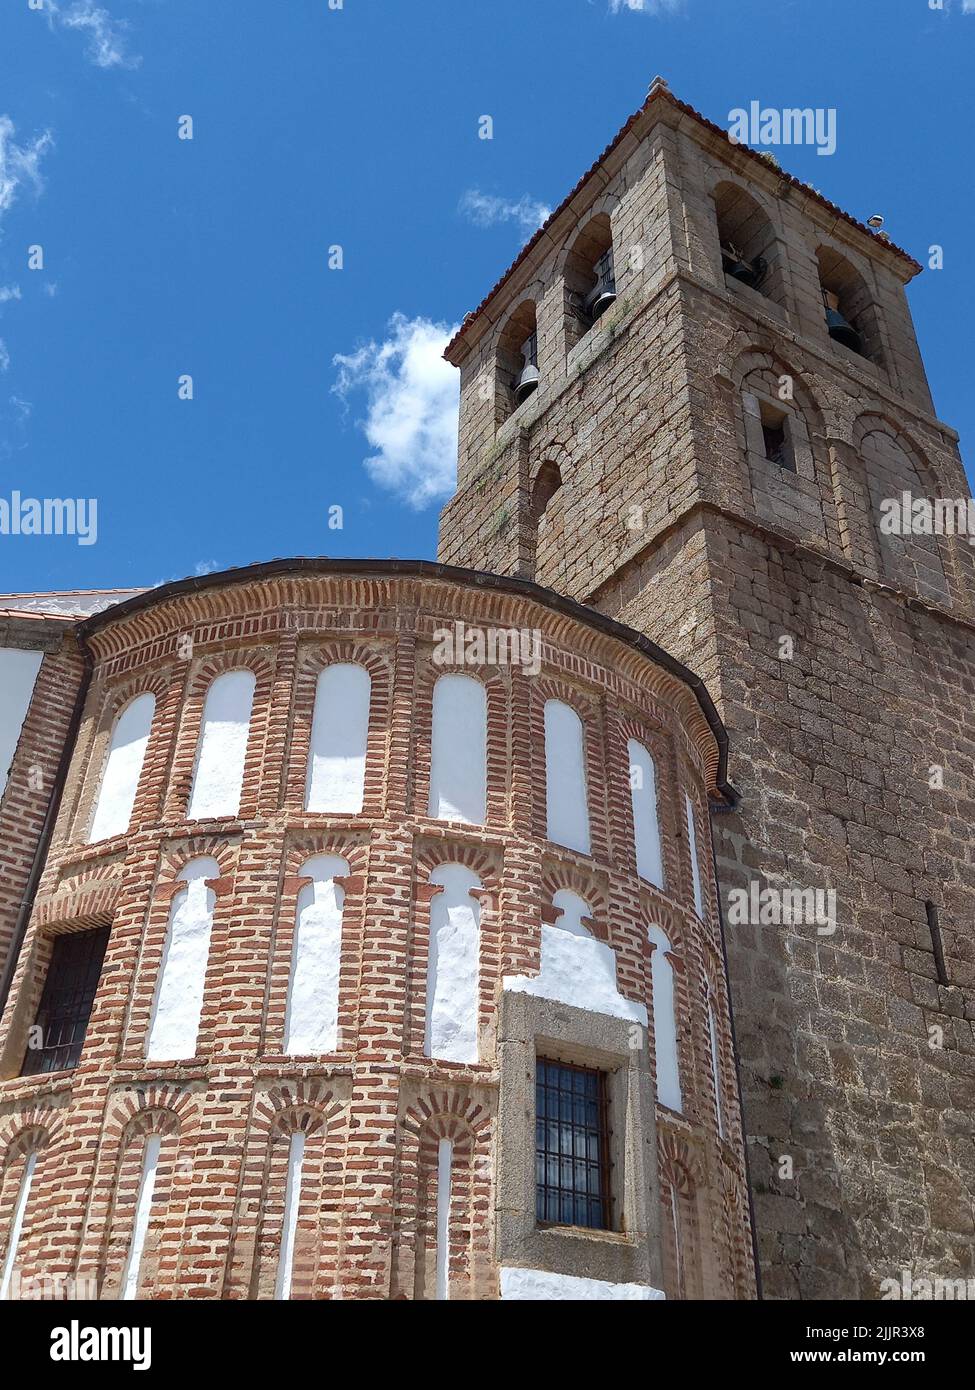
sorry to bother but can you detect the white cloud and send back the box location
[0,116,53,224]
[194,559,220,576]
[0,341,10,374]
[0,286,22,306]
[332,313,460,511]
[42,1,140,70]
[963,0,975,12]
[608,0,684,13]
[459,189,551,236]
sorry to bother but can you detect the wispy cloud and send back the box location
[459,189,551,236]
[0,286,22,307]
[608,0,684,13]
[332,313,460,511]
[194,559,220,576]
[0,342,10,374]
[41,1,141,70]
[0,116,53,226]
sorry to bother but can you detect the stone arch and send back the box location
[495,296,540,423]
[560,209,617,349]
[711,178,788,308]
[816,243,883,365]
[730,346,832,545]
[853,412,952,605]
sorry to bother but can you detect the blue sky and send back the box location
[0,0,972,593]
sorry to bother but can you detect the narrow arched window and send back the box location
[305,664,371,813]
[121,1134,162,1301]
[187,670,255,820]
[0,1149,38,1301]
[428,674,486,825]
[816,246,880,363]
[275,1131,306,1300]
[706,984,725,1140]
[544,699,590,854]
[89,693,155,842]
[713,181,783,306]
[425,864,480,1063]
[628,739,664,887]
[564,213,616,349]
[685,793,704,919]
[146,857,219,1061]
[648,926,681,1113]
[495,300,540,424]
[284,854,349,1055]
[435,1137,453,1301]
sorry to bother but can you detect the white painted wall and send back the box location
[187,669,255,820]
[88,693,155,842]
[275,1131,306,1300]
[544,700,590,854]
[685,792,705,918]
[122,1134,162,1301]
[146,856,220,1061]
[499,1267,665,1301]
[708,989,725,1139]
[284,854,349,1055]
[428,674,486,824]
[0,647,43,798]
[305,664,370,813]
[0,1151,37,1301]
[628,739,664,887]
[503,890,648,1027]
[435,1137,453,1301]
[648,925,682,1112]
[425,863,480,1063]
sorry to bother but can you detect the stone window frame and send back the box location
[496,990,662,1291]
[742,384,815,484]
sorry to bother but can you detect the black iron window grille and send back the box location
[535,1058,611,1230]
[21,927,110,1077]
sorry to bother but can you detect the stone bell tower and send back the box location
[439,81,975,1299]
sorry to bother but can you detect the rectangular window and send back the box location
[760,404,795,471]
[535,1059,610,1230]
[20,927,109,1076]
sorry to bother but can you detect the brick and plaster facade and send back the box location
[439,84,975,1297]
[0,563,753,1299]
